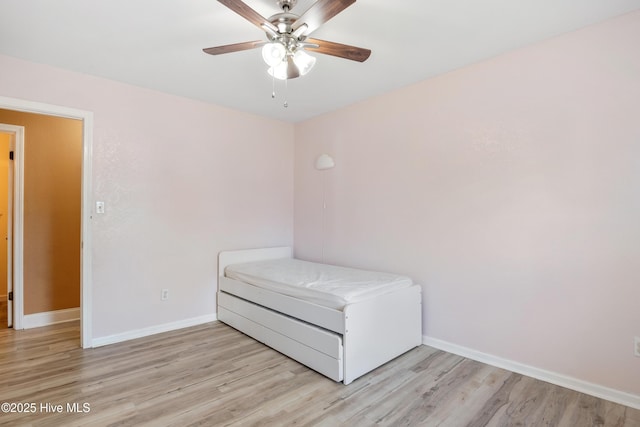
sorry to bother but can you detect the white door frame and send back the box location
[0,124,23,329]
[0,96,93,348]
[7,132,15,329]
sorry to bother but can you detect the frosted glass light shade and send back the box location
[262,42,286,67]
[268,56,301,80]
[293,50,316,76]
[268,60,289,80]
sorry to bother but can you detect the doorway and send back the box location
[0,132,10,328]
[0,96,93,348]
[0,126,19,331]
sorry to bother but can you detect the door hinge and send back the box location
[9,151,14,160]
[8,291,13,301]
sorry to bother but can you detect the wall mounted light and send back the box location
[315,154,335,170]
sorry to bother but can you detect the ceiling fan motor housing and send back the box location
[272,0,302,41]
[268,12,297,36]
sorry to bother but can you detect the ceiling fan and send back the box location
[203,0,371,80]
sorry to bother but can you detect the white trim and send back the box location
[0,96,90,121]
[23,307,80,329]
[12,126,23,330]
[423,336,640,410]
[0,95,93,348]
[80,110,93,349]
[0,123,24,330]
[6,128,15,328]
[92,314,218,348]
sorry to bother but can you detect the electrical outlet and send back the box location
[635,337,640,357]
[161,289,169,301]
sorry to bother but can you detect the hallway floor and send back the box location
[0,299,7,327]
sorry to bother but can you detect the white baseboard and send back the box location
[422,336,640,410]
[92,313,218,348]
[23,307,80,329]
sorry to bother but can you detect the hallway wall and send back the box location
[0,110,82,314]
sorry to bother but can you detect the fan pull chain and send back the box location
[284,77,288,108]
[271,70,276,99]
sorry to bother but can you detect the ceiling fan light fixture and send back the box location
[268,60,290,80]
[206,0,370,105]
[261,42,286,67]
[267,49,314,80]
[293,49,316,76]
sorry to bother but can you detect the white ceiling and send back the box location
[1,0,639,122]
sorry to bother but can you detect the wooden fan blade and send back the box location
[292,0,356,35]
[305,38,371,62]
[217,0,278,33]
[203,40,264,55]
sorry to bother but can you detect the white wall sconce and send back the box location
[315,154,335,170]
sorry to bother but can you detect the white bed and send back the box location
[217,247,422,384]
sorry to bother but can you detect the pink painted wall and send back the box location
[294,11,640,396]
[0,54,294,338]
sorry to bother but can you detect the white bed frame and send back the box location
[217,247,422,385]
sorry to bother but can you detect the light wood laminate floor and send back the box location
[0,300,7,328]
[0,321,638,426]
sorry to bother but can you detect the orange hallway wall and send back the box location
[0,109,82,314]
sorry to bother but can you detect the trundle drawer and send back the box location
[218,291,344,382]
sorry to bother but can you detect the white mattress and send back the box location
[224,258,413,309]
